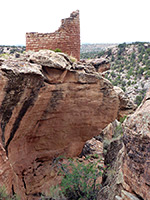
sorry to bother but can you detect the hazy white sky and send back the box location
[0,0,150,45]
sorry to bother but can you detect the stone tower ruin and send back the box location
[26,10,80,60]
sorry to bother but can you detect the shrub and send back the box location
[59,159,102,200]
[121,81,126,87]
[113,123,123,138]
[107,49,112,56]
[97,50,105,58]
[126,74,130,79]
[141,83,144,88]
[118,68,124,72]
[127,67,134,76]
[130,52,136,61]
[119,115,127,123]
[125,65,130,70]
[146,48,150,55]
[110,71,116,78]
[54,48,62,52]
[146,70,150,76]
[69,55,77,63]
[41,185,66,200]
[118,42,127,49]
[146,59,150,67]
[121,87,126,92]
[127,80,131,86]
[137,67,144,76]
[111,55,115,62]
[138,53,143,62]
[0,53,9,59]
[111,79,119,86]
[143,53,148,61]
[145,71,150,80]
[117,55,123,60]
[10,49,16,54]
[138,45,145,54]
[140,89,146,95]
[134,86,138,89]
[0,186,20,200]
[131,81,135,85]
[135,95,143,106]
[50,48,62,53]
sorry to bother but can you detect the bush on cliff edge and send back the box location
[42,157,103,200]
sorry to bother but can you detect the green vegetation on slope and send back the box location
[81,42,150,105]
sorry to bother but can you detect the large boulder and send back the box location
[114,86,137,120]
[0,50,119,199]
[87,58,110,73]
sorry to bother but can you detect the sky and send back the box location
[0,0,150,45]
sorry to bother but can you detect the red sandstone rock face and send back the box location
[114,86,137,120]
[122,89,150,200]
[0,143,14,194]
[26,10,80,60]
[0,50,119,199]
[97,90,150,200]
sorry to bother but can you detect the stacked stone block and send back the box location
[26,10,80,60]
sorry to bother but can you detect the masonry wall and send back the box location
[26,10,80,60]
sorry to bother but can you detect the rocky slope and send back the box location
[81,42,150,105]
[100,42,150,105]
[0,45,25,55]
[80,43,117,59]
[0,50,119,199]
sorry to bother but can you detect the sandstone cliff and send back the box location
[0,50,119,199]
[98,88,150,200]
[122,88,150,200]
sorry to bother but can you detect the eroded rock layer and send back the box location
[123,89,150,200]
[98,89,150,200]
[0,50,119,199]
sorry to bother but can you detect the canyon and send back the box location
[0,43,149,200]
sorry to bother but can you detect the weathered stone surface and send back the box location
[120,190,141,200]
[0,57,5,66]
[95,119,122,142]
[1,60,43,76]
[115,190,141,200]
[114,86,137,119]
[98,136,125,200]
[87,58,110,73]
[80,137,103,157]
[0,143,14,195]
[0,50,119,199]
[98,89,150,200]
[122,88,150,200]
[29,50,72,70]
